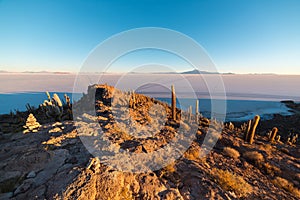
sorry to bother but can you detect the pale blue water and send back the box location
[158,98,293,122]
[0,92,293,122]
[0,92,75,114]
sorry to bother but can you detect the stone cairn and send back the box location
[23,113,41,134]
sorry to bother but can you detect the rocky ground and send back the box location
[0,84,299,200]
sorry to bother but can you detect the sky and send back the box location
[0,0,300,74]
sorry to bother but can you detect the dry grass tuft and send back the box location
[184,147,200,161]
[223,147,240,159]
[258,143,273,155]
[279,147,289,155]
[243,151,264,164]
[164,162,176,173]
[295,173,300,182]
[272,177,300,198]
[211,168,252,197]
[263,162,281,176]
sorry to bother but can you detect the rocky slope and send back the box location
[0,84,299,200]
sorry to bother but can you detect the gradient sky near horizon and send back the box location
[0,0,300,74]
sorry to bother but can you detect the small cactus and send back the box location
[171,85,176,120]
[276,135,281,142]
[270,127,278,142]
[248,115,260,144]
[228,122,235,130]
[25,103,35,113]
[240,122,247,132]
[291,134,298,144]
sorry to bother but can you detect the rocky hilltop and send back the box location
[0,84,299,200]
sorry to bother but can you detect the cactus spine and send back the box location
[171,85,176,120]
[270,127,278,142]
[248,115,260,144]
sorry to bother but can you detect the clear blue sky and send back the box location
[0,0,299,74]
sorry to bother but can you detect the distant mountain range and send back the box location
[0,69,278,75]
[131,69,234,75]
[0,69,231,74]
[0,70,71,74]
[180,69,234,75]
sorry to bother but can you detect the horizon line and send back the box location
[1,70,300,76]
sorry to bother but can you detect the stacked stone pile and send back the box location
[23,113,41,134]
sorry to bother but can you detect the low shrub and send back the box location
[243,151,264,164]
[223,147,240,159]
[263,162,281,176]
[272,177,300,198]
[211,168,252,197]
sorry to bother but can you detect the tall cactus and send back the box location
[188,105,192,123]
[171,85,176,120]
[270,127,278,142]
[248,115,260,144]
[244,120,252,141]
[131,90,136,109]
[64,94,71,108]
[195,99,199,123]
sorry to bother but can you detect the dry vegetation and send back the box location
[184,146,201,161]
[272,177,300,198]
[243,151,264,163]
[164,162,176,173]
[222,147,240,159]
[211,168,253,197]
[262,162,281,176]
[258,143,273,156]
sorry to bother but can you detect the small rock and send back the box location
[0,170,22,184]
[49,127,62,133]
[0,192,13,200]
[98,115,108,121]
[82,113,98,122]
[52,122,63,127]
[1,123,10,127]
[27,171,36,178]
[66,157,78,164]
[14,179,32,195]
[159,189,184,200]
